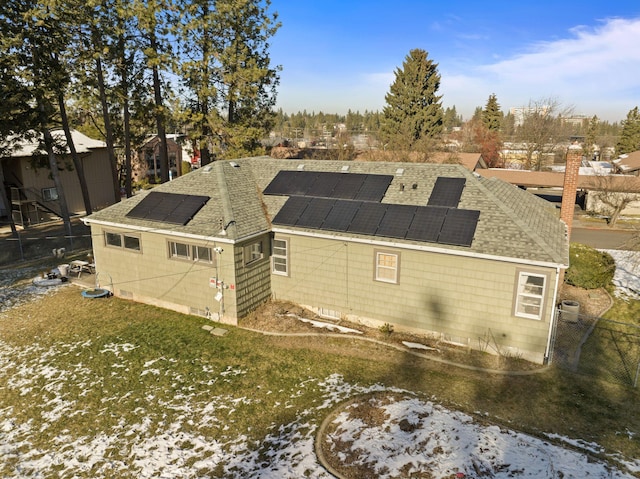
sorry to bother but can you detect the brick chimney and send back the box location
[560,144,582,239]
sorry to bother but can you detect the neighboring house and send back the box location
[613,151,640,176]
[478,168,640,217]
[136,135,187,181]
[1,130,115,226]
[84,157,569,364]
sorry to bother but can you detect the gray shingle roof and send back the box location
[85,156,569,266]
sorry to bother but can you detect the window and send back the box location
[244,240,264,266]
[375,250,399,284]
[168,241,213,263]
[272,238,288,275]
[42,187,58,201]
[105,231,141,252]
[514,271,547,320]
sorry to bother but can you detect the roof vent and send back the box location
[395,168,404,176]
[341,165,350,172]
[297,164,305,170]
[202,165,213,173]
[229,161,240,168]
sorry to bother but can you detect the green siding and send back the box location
[272,233,558,362]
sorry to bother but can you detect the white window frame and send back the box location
[374,250,399,284]
[168,241,213,264]
[514,270,548,320]
[244,239,264,266]
[105,231,141,252]
[272,238,289,276]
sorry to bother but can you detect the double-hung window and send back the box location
[244,240,264,266]
[42,187,58,201]
[375,250,399,284]
[514,271,547,320]
[105,231,141,252]
[168,241,213,263]
[272,238,288,275]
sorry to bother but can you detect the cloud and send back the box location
[442,17,640,120]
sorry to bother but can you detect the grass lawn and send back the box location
[1,284,639,477]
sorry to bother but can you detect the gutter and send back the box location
[82,217,269,245]
[272,226,569,269]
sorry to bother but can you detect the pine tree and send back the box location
[381,49,443,152]
[584,115,599,160]
[482,94,502,131]
[175,0,281,162]
[616,106,640,155]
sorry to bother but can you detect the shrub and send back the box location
[565,243,615,289]
[379,323,394,337]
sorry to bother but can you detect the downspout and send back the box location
[544,265,562,364]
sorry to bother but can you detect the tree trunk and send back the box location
[58,90,93,214]
[95,54,121,203]
[149,33,170,183]
[37,99,73,249]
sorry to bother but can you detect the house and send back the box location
[1,130,116,226]
[83,157,570,364]
[136,135,192,181]
[613,151,640,176]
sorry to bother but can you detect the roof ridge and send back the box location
[214,161,236,234]
[475,176,567,264]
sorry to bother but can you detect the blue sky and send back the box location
[268,1,640,122]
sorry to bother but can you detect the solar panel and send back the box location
[262,170,296,195]
[355,174,393,202]
[306,171,342,197]
[376,204,416,239]
[272,196,311,226]
[321,200,361,231]
[347,202,387,235]
[437,209,480,247]
[406,206,448,243]
[126,192,209,225]
[427,177,466,207]
[164,196,209,225]
[331,173,367,200]
[296,198,336,228]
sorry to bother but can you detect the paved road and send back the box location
[570,227,636,250]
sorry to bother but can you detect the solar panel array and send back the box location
[126,192,209,225]
[263,170,393,202]
[272,199,479,247]
[266,169,479,247]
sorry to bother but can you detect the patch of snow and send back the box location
[402,341,439,351]
[603,250,640,299]
[286,314,363,334]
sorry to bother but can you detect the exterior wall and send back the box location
[90,224,239,325]
[13,151,115,215]
[271,233,559,363]
[233,234,273,318]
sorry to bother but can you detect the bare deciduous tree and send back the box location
[586,174,640,227]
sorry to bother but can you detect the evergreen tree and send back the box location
[381,49,443,152]
[482,93,502,131]
[616,106,640,155]
[584,115,599,160]
[176,0,280,162]
[443,106,462,130]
